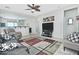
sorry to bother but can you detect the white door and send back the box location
[64,8,78,37]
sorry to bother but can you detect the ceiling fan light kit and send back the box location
[31,9,35,13]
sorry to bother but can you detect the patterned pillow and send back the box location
[2,34,12,40]
[67,32,79,43]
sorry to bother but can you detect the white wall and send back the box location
[36,9,64,41]
[24,18,37,34]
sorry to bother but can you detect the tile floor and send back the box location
[54,44,77,55]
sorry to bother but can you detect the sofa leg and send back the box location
[77,51,79,55]
[63,47,65,51]
[26,48,30,54]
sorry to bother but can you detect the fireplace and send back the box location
[42,22,53,37]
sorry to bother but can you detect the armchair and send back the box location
[64,32,79,55]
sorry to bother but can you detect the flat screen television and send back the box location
[42,22,53,32]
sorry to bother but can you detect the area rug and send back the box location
[35,41,61,55]
[45,41,61,54]
[33,41,51,50]
[36,51,48,55]
[21,37,61,55]
[25,38,42,46]
[44,39,55,44]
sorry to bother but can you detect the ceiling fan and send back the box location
[25,4,40,13]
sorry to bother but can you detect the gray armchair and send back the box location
[64,32,79,55]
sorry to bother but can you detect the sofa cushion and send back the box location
[64,39,79,51]
[67,32,79,43]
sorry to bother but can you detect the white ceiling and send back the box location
[0,4,75,19]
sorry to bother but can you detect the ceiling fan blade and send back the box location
[27,4,33,8]
[35,8,40,12]
[25,9,31,10]
[35,5,40,8]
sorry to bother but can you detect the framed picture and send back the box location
[51,16,54,21]
[43,18,46,22]
[43,16,54,22]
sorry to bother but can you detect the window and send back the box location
[68,18,73,25]
[14,23,18,26]
[6,23,18,27]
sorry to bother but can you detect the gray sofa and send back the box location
[0,28,29,55]
[0,28,22,43]
[3,28,22,40]
[0,38,29,55]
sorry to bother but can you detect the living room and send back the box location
[0,4,79,55]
